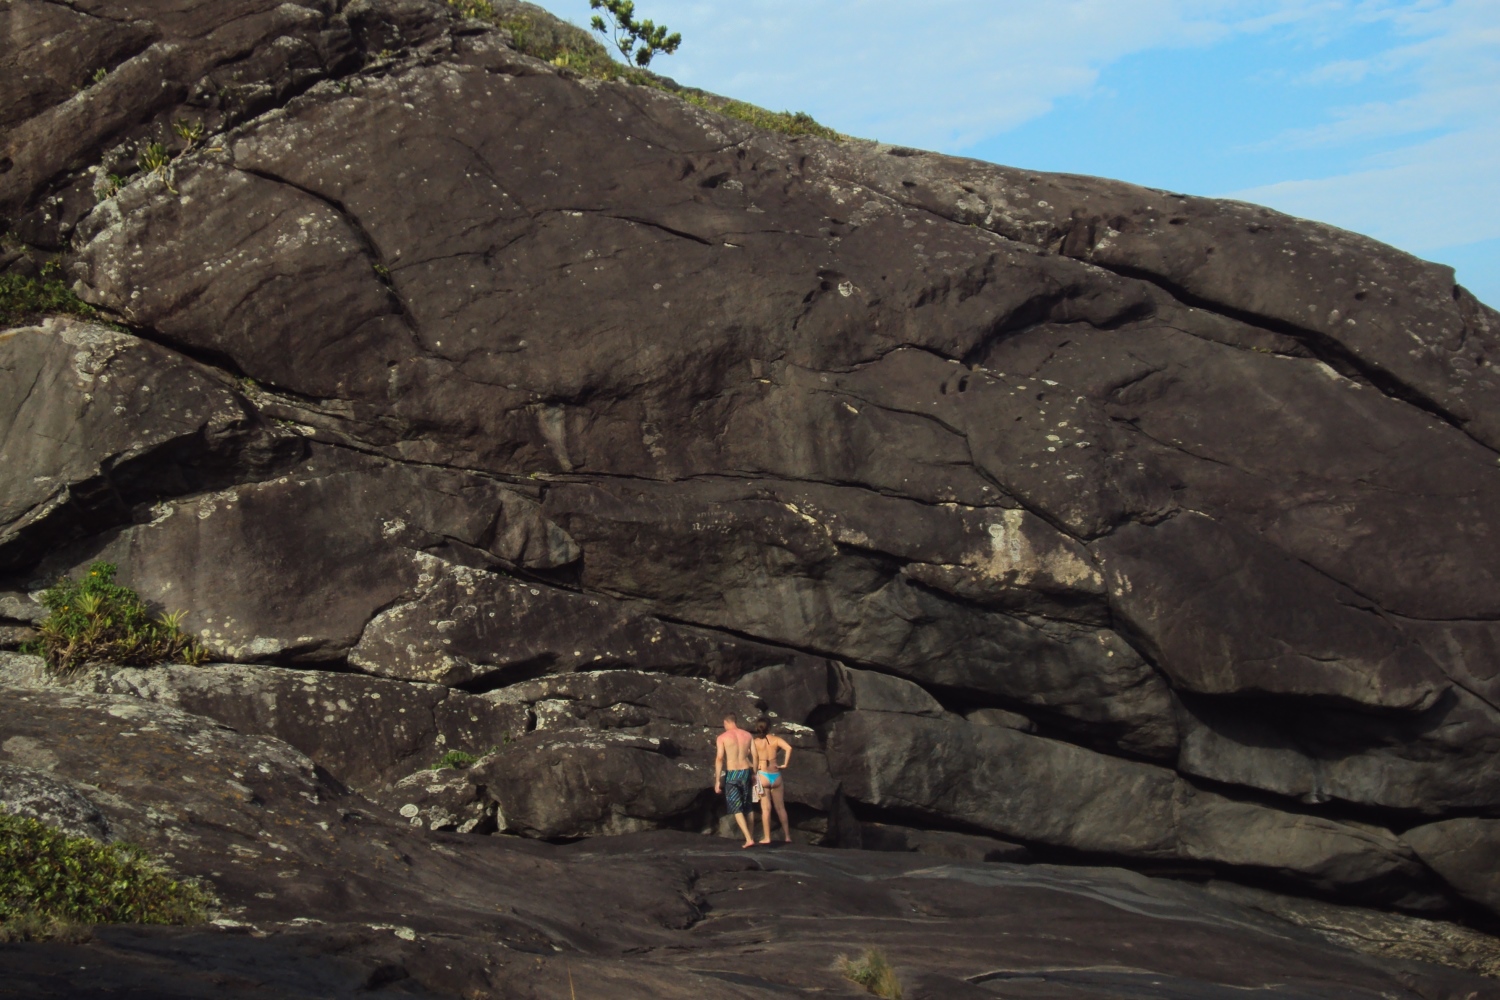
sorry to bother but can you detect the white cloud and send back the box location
[1231,0,1500,252]
[1233,125,1500,250]
[1300,58,1374,85]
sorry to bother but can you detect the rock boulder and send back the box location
[828,710,1437,908]
[1404,819,1500,917]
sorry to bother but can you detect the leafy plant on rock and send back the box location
[21,562,208,675]
[431,750,479,771]
[839,948,903,999]
[588,0,681,67]
[136,141,178,193]
[448,0,496,18]
[137,142,171,174]
[0,268,99,327]
[0,813,214,940]
[171,119,205,150]
[430,745,505,770]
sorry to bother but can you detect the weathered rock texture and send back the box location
[5,0,1500,968]
[0,679,1493,999]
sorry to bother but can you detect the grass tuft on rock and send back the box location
[681,94,841,140]
[839,948,903,999]
[495,7,658,85]
[20,562,207,674]
[453,3,840,140]
[431,750,480,770]
[0,270,99,328]
[0,813,214,940]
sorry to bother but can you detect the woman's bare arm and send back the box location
[776,735,793,769]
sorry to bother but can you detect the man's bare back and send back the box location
[717,727,753,770]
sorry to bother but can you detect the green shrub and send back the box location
[21,562,208,674]
[0,813,214,939]
[0,270,99,327]
[448,0,496,19]
[428,744,509,769]
[431,750,479,770]
[839,949,903,999]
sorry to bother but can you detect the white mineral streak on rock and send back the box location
[978,510,1098,590]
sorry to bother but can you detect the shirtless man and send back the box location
[713,713,756,848]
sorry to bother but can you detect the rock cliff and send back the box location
[5,0,1500,994]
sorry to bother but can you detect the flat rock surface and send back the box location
[0,680,1493,1000]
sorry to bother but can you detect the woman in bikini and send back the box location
[751,717,794,844]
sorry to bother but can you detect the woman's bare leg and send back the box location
[758,783,773,843]
[771,785,792,842]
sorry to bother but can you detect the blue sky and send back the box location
[532,1,1499,306]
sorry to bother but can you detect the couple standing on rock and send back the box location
[714,713,793,848]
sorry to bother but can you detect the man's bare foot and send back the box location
[758,838,771,844]
[741,840,755,849]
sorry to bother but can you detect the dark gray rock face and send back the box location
[1176,687,1500,813]
[472,670,847,842]
[543,477,1179,759]
[0,652,522,802]
[0,761,111,841]
[842,666,950,718]
[79,661,530,794]
[484,669,763,734]
[382,766,496,835]
[84,456,577,665]
[0,680,1493,1000]
[0,591,43,650]
[0,592,45,624]
[861,822,1032,864]
[1404,819,1500,916]
[827,710,1439,909]
[1098,513,1446,711]
[6,0,1500,946]
[812,134,1500,453]
[0,318,293,572]
[472,729,705,839]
